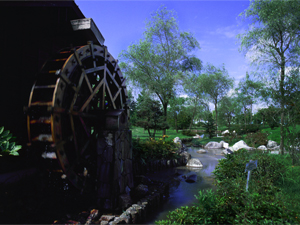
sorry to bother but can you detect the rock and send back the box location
[204,141,223,149]
[119,194,132,209]
[222,149,233,155]
[232,140,254,151]
[180,151,191,162]
[185,174,197,183]
[222,142,229,149]
[193,134,202,138]
[270,145,280,151]
[222,130,230,135]
[257,145,267,150]
[197,149,207,154]
[134,184,149,199]
[173,137,182,145]
[186,158,203,167]
[267,140,278,149]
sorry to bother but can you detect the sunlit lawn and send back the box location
[131,126,196,140]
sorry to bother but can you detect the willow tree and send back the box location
[119,6,200,135]
[238,0,300,155]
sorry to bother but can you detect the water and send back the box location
[146,147,225,224]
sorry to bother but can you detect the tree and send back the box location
[168,97,186,133]
[135,91,169,138]
[202,113,216,139]
[238,0,300,154]
[198,64,234,132]
[119,6,200,136]
[218,96,239,129]
[236,72,264,125]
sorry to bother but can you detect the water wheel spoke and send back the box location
[69,114,79,158]
[84,74,93,94]
[102,65,107,109]
[79,78,105,112]
[79,116,91,138]
[105,79,116,109]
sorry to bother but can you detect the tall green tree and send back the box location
[236,72,264,125]
[198,64,234,132]
[135,91,169,138]
[218,96,239,129]
[238,0,300,154]
[168,97,186,133]
[119,6,200,135]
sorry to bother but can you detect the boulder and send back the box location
[134,184,149,199]
[222,130,230,135]
[222,148,233,155]
[223,141,229,148]
[257,145,267,150]
[180,151,191,162]
[197,149,207,154]
[186,158,203,167]
[173,137,182,145]
[267,140,278,149]
[185,174,197,183]
[232,140,254,151]
[204,141,223,149]
[193,134,202,139]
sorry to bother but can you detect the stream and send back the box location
[146,147,225,224]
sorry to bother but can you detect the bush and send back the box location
[132,136,179,163]
[156,149,300,224]
[229,124,260,135]
[181,130,197,136]
[223,132,242,146]
[0,126,21,156]
[245,131,269,148]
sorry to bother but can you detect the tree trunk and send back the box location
[175,116,178,133]
[162,103,168,138]
[280,56,285,155]
[215,102,218,133]
[147,128,151,138]
[250,104,253,124]
[189,102,197,130]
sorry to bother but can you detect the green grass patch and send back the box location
[131,127,196,141]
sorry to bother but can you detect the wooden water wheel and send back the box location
[27,42,129,190]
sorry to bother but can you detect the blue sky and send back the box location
[76,0,252,94]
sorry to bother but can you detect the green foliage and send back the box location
[157,149,300,224]
[223,132,243,146]
[202,113,216,139]
[0,126,21,156]
[181,130,197,137]
[132,136,179,163]
[229,124,260,135]
[119,6,200,127]
[245,131,268,148]
[135,91,169,137]
[176,110,192,130]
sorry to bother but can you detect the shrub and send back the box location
[181,130,197,136]
[0,126,21,156]
[245,131,268,148]
[229,124,260,135]
[132,136,179,163]
[223,132,242,146]
[156,149,300,224]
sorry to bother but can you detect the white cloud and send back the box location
[210,25,245,39]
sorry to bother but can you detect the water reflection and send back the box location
[146,147,225,224]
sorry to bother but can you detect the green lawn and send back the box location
[131,127,195,140]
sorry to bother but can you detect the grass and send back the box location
[131,127,195,140]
